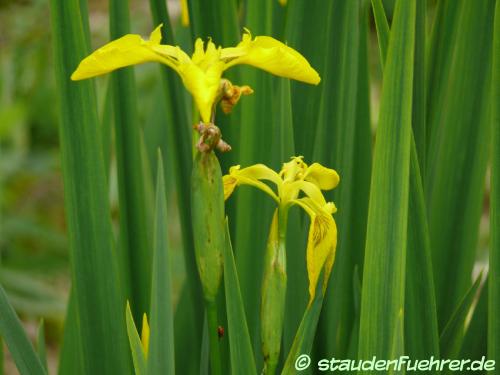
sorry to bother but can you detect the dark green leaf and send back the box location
[358,0,416,362]
[49,0,131,372]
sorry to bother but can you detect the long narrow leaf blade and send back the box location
[49,0,131,372]
[0,284,45,375]
[315,0,363,357]
[358,0,416,362]
[439,273,483,359]
[36,320,48,373]
[147,3,202,372]
[489,0,500,366]
[109,0,151,320]
[126,303,147,375]
[147,153,175,375]
[223,221,257,375]
[426,0,495,326]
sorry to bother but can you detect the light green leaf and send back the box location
[147,153,175,375]
[36,320,48,373]
[126,303,147,375]
[223,220,257,375]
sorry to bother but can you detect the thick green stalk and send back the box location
[191,150,225,372]
[489,0,500,366]
[191,151,224,301]
[261,208,288,375]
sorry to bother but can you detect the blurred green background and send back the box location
[0,0,491,373]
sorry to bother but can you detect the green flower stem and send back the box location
[261,207,288,375]
[207,301,222,375]
[191,149,225,374]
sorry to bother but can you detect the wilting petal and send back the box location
[141,313,150,358]
[224,31,320,85]
[71,25,179,80]
[292,197,337,304]
[304,163,340,190]
[223,164,281,203]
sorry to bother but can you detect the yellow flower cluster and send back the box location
[72,25,320,123]
[224,156,339,303]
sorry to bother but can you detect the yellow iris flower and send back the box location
[71,25,320,123]
[223,156,339,303]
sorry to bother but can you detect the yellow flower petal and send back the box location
[178,62,223,123]
[141,313,150,358]
[322,235,337,295]
[223,174,238,200]
[149,24,163,44]
[223,164,281,203]
[284,180,327,208]
[304,163,340,190]
[224,31,320,85]
[292,197,337,304]
[71,25,176,80]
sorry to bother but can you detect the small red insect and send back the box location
[217,326,225,339]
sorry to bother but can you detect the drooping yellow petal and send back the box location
[292,197,337,304]
[141,313,150,358]
[178,62,224,123]
[322,233,337,294]
[223,164,281,203]
[71,35,158,79]
[304,163,340,190]
[223,31,320,85]
[71,25,178,80]
[223,174,238,200]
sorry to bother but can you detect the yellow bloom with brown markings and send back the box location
[223,156,339,303]
[71,25,320,123]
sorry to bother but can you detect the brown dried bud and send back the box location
[219,79,253,114]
